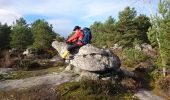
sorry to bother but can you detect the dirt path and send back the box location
[0,72,165,100]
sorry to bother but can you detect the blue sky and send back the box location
[0,0,159,37]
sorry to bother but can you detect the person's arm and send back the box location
[67,32,79,43]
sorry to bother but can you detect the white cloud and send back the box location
[85,2,127,18]
[0,9,22,25]
[0,0,132,18]
[0,0,159,36]
[82,1,130,22]
[48,18,74,37]
[0,0,87,16]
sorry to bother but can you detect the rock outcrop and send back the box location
[52,41,121,79]
[135,43,157,57]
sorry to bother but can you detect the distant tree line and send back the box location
[0,18,63,51]
[90,6,151,48]
[90,1,170,76]
[0,23,11,49]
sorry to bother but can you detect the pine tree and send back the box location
[10,18,33,49]
[0,23,11,49]
[116,7,138,46]
[147,0,170,76]
[31,19,56,49]
[90,6,151,48]
[134,14,151,44]
[103,16,115,33]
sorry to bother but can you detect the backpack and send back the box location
[82,27,92,45]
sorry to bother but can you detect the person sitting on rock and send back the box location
[61,26,84,59]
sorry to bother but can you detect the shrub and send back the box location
[56,79,139,100]
[46,48,58,57]
[80,79,124,95]
[149,57,164,81]
[122,48,149,67]
[27,62,41,70]
[19,60,41,71]
[158,76,170,93]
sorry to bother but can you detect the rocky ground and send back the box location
[134,89,165,100]
[0,72,75,91]
[0,41,168,100]
[0,68,165,100]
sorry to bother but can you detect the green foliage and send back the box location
[10,18,33,49]
[149,68,162,81]
[103,16,116,33]
[25,62,41,71]
[134,15,151,44]
[147,0,170,76]
[57,80,139,100]
[54,35,65,42]
[31,19,56,49]
[80,79,124,95]
[122,48,149,67]
[92,32,117,48]
[149,57,165,81]
[147,26,158,47]
[159,16,170,66]
[118,7,137,22]
[116,7,137,46]
[12,59,41,71]
[0,23,11,49]
[1,18,64,50]
[91,7,151,48]
[116,7,150,46]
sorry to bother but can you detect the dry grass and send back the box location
[0,85,61,100]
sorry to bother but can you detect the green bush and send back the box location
[149,57,164,81]
[56,80,139,100]
[80,79,124,95]
[122,48,149,67]
[19,60,41,71]
[149,69,162,81]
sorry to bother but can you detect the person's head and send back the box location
[73,26,81,31]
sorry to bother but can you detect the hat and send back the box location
[73,26,81,31]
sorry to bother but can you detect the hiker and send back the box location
[61,26,92,59]
[61,26,84,59]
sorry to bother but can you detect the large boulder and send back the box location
[52,41,121,72]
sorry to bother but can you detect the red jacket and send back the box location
[67,30,84,46]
